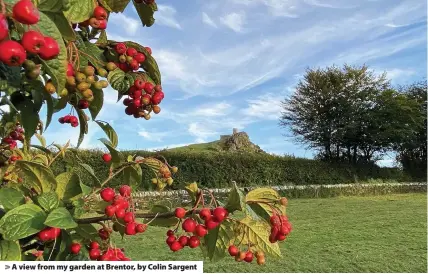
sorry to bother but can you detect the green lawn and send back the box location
[117,193,427,273]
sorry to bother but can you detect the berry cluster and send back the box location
[114,43,149,73]
[78,6,108,30]
[165,206,229,252]
[1,125,24,149]
[37,227,61,242]
[228,246,266,265]
[0,0,59,66]
[65,64,109,110]
[58,115,79,127]
[87,242,131,261]
[268,214,292,243]
[151,164,176,187]
[100,186,147,236]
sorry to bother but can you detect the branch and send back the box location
[76,209,202,224]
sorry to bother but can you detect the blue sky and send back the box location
[37,0,427,166]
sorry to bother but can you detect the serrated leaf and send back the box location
[37,192,60,212]
[75,108,88,148]
[79,182,92,196]
[0,204,47,241]
[99,138,122,163]
[237,217,281,257]
[184,182,199,203]
[35,12,67,94]
[97,30,108,45]
[64,0,96,23]
[107,68,132,93]
[15,161,57,194]
[99,0,131,12]
[30,145,53,155]
[78,163,100,185]
[44,11,76,41]
[83,42,107,67]
[88,87,103,120]
[0,188,25,211]
[225,182,246,213]
[37,0,70,12]
[44,208,78,229]
[246,188,281,203]
[202,219,235,262]
[17,99,39,143]
[55,172,82,201]
[0,240,22,261]
[95,120,118,148]
[123,164,142,191]
[32,153,49,166]
[144,204,178,227]
[74,224,100,241]
[132,0,157,27]
[53,95,69,112]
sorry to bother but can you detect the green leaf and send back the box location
[79,182,92,195]
[55,231,73,260]
[0,204,47,241]
[64,0,96,23]
[15,161,57,194]
[35,12,67,94]
[17,100,40,143]
[144,204,178,227]
[0,240,22,261]
[83,42,107,67]
[202,219,235,262]
[35,133,46,147]
[33,154,50,166]
[30,145,53,155]
[225,182,246,213]
[37,0,70,12]
[246,188,281,203]
[99,138,122,163]
[37,192,60,212]
[53,95,69,112]
[55,172,82,201]
[184,182,199,203]
[88,87,103,120]
[0,62,22,88]
[74,224,100,241]
[78,163,100,185]
[75,108,88,148]
[237,217,281,257]
[44,207,78,229]
[123,164,142,191]
[132,0,157,27]
[97,30,108,45]
[95,120,118,148]
[99,0,131,12]
[107,68,132,93]
[44,12,76,41]
[0,188,25,211]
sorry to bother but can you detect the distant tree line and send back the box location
[280,64,426,178]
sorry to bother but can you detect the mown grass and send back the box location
[116,193,427,273]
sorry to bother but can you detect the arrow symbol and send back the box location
[5,265,10,270]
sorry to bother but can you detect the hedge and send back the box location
[50,149,415,190]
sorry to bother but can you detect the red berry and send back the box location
[178,236,189,246]
[141,94,151,105]
[78,99,89,109]
[188,236,200,248]
[213,207,228,222]
[115,208,126,219]
[115,43,127,54]
[166,230,174,236]
[123,212,135,223]
[21,30,45,54]
[70,243,81,254]
[67,63,74,76]
[93,6,108,20]
[102,153,112,163]
[269,234,277,243]
[182,218,197,233]
[0,40,26,66]
[126,47,137,57]
[38,228,53,242]
[228,245,239,256]
[98,19,107,30]
[119,185,132,197]
[89,249,101,260]
[134,79,145,89]
[134,53,146,63]
[205,219,219,230]
[131,89,142,99]
[194,224,208,237]
[123,98,131,106]
[69,116,78,124]
[90,242,99,250]
[129,59,139,71]
[89,17,100,28]
[38,36,60,60]
[12,0,40,25]
[51,227,61,238]
[199,208,211,221]
[136,223,147,233]
[169,241,182,252]
[166,235,176,246]
[244,251,253,263]
[125,222,136,235]
[71,122,78,128]
[270,215,280,226]
[145,46,152,55]
[0,14,8,41]
[276,233,286,241]
[174,207,186,219]
[100,188,115,202]
[151,93,163,105]
[104,205,116,217]
[144,82,154,93]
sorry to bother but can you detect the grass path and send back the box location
[117,193,427,273]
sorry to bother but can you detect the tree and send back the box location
[279,64,420,164]
[0,0,291,264]
[395,80,427,178]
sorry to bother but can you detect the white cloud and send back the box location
[220,12,246,32]
[241,93,284,120]
[155,5,182,30]
[385,68,416,81]
[138,129,169,142]
[202,12,217,28]
[108,13,140,36]
[192,102,231,117]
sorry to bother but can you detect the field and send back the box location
[116,193,427,273]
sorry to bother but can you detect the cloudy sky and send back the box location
[38,0,427,166]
